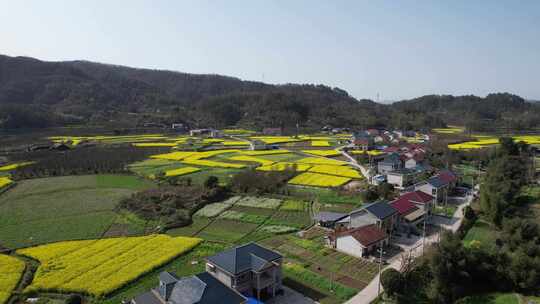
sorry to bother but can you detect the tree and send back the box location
[377,182,395,200]
[381,268,403,298]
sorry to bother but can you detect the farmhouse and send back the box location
[205,243,283,301]
[329,224,388,258]
[386,168,418,189]
[130,271,247,304]
[190,128,222,138]
[250,139,269,151]
[349,201,398,234]
[352,132,375,151]
[414,170,457,203]
[377,153,403,174]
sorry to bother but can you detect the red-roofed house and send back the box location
[329,225,388,258]
[397,190,435,217]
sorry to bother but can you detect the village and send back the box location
[1,123,538,304]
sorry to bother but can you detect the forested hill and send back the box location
[0,54,538,131]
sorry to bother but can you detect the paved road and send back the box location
[344,194,473,304]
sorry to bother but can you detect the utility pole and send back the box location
[377,245,385,296]
[422,212,427,255]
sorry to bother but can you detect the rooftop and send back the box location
[206,243,282,275]
[363,201,398,219]
[335,224,388,247]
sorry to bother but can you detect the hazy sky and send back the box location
[1,0,539,101]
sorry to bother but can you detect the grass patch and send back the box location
[463,221,498,250]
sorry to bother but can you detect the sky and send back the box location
[1,0,539,101]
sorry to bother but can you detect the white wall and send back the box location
[387,174,403,188]
[336,235,364,258]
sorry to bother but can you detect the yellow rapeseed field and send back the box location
[257,162,312,172]
[311,140,331,147]
[150,151,196,160]
[288,172,351,187]
[0,162,35,171]
[228,155,275,166]
[248,136,303,144]
[239,150,290,156]
[165,167,201,177]
[308,165,362,179]
[17,235,201,297]
[222,141,250,146]
[296,157,347,166]
[0,177,13,189]
[302,150,341,157]
[181,159,246,169]
[0,254,26,304]
[132,143,178,147]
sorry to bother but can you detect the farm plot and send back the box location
[235,196,282,209]
[219,206,275,224]
[289,172,351,187]
[267,208,312,229]
[0,254,26,304]
[302,150,341,157]
[193,196,241,218]
[257,162,312,172]
[260,234,376,303]
[308,165,362,178]
[17,235,201,297]
[0,175,154,248]
[297,157,347,166]
[166,217,212,237]
[196,219,259,243]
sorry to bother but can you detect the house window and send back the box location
[432,189,436,196]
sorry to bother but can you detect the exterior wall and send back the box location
[416,184,442,202]
[336,235,365,258]
[387,173,404,188]
[350,210,377,229]
[206,263,233,288]
[404,159,417,169]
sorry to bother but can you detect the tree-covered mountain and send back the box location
[0,54,538,131]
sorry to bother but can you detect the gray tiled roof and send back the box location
[206,243,281,275]
[169,276,206,304]
[160,271,179,285]
[427,176,447,188]
[364,201,398,219]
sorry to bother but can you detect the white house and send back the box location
[330,225,388,258]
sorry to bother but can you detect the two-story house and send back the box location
[377,153,403,175]
[205,243,283,301]
[349,201,399,235]
[386,168,418,189]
